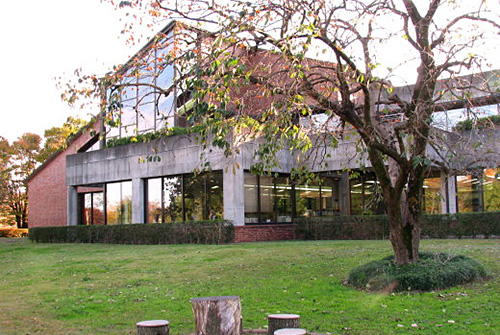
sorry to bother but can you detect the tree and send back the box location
[0,136,14,226]
[38,116,88,162]
[6,133,42,228]
[74,0,499,265]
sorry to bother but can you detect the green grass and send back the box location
[0,239,498,335]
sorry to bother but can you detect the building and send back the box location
[27,22,500,239]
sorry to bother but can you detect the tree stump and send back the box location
[191,295,241,335]
[136,320,169,335]
[267,314,300,335]
[274,329,307,335]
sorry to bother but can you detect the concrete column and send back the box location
[223,165,245,226]
[339,171,350,215]
[441,172,457,214]
[67,186,78,226]
[132,178,145,223]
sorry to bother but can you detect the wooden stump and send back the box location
[274,329,307,335]
[267,314,300,335]
[136,320,169,335]
[191,295,241,335]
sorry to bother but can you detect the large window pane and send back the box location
[106,181,132,224]
[296,181,320,218]
[457,174,482,212]
[260,176,274,223]
[350,172,382,215]
[207,172,223,220]
[423,175,442,214]
[275,176,293,222]
[244,173,259,223]
[147,178,163,223]
[483,168,500,211]
[321,177,340,215]
[163,176,183,222]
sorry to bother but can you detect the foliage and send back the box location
[0,239,498,335]
[0,133,42,228]
[346,252,488,292]
[454,115,500,131]
[0,228,28,238]
[1,118,88,227]
[28,220,234,244]
[38,117,88,162]
[105,125,203,148]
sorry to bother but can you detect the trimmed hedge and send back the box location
[346,252,488,292]
[296,211,500,240]
[28,221,234,245]
[0,228,29,238]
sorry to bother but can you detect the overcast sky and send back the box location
[0,0,144,143]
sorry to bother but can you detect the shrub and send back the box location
[454,115,500,130]
[0,228,29,238]
[28,221,234,245]
[297,212,499,240]
[346,252,488,292]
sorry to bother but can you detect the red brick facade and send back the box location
[234,224,296,243]
[27,125,98,228]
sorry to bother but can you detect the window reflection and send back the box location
[146,172,223,223]
[106,181,132,224]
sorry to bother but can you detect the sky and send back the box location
[0,0,148,143]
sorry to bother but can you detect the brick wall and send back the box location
[234,224,296,243]
[27,125,98,228]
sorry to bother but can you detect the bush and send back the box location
[296,212,500,240]
[295,215,389,240]
[28,221,234,245]
[346,252,488,292]
[0,228,29,238]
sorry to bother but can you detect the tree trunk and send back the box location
[386,191,422,265]
[191,296,241,335]
[136,320,169,335]
[267,314,301,335]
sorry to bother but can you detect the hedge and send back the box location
[28,221,234,245]
[0,228,29,238]
[296,211,500,240]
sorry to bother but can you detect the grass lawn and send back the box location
[0,238,498,335]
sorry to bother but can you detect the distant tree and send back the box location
[38,116,87,162]
[0,137,14,226]
[6,133,42,228]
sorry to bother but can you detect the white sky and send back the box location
[0,0,144,143]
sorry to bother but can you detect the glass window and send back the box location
[483,168,500,211]
[275,176,293,222]
[350,172,383,215]
[260,176,274,223]
[244,173,259,224]
[163,176,184,222]
[147,178,163,223]
[321,177,340,215]
[456,174,482,212]
[296,181,321,218]
[146,172,223,223]
[423,174,442,214]
[106,181,132,224]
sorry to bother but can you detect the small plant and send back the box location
[346,251,488,292]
